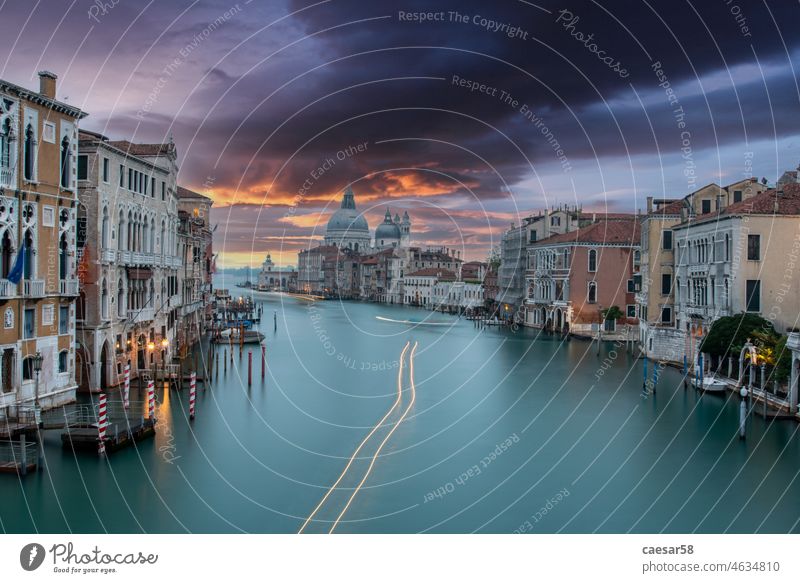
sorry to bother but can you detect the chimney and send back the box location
[38,71,57,99]
[646,196,653,214]
[716,193,723,211]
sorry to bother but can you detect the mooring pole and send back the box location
[261,344,266,380]
[642,354,648,392]
[739,387,748,440]
[248,351,253,387]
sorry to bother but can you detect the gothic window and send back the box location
[60,136,71,188]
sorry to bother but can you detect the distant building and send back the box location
[405,268,456,308]
[256,253,296,291]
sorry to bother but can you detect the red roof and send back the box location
[578,212,636,221]
[722,183,800,215]
[532,219,640,246]
[107,139,175,157]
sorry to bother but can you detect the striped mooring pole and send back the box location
[189,372,197,420]
[123,363,131,409]
[147,379,155,420]
[97,392,108,456]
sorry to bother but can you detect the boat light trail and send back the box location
[329,341,418,533]
[298,341,410,533]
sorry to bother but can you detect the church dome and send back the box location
[375,209,401,245]
[325,187,370,246]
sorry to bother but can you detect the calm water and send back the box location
[2,292,799,533]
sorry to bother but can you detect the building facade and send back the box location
[527,220,640,338]
[76,131,180,390]
[0,71,86,413]
[176,187,214,357]
[673,185,800,367]
[638,179,768,362]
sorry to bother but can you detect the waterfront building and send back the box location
[297,244,358,297]
[432,279,483,313]
[520,207,614,327]
[256,253,296,291]
[638,179,768,362]
[526,220,640,337]
[76,130,180,390]
[461,261,487,283]
[0,71,86,414]
[404,268,456,308]
[323,186,371,251]
[673,184,800,371]
[176,186,213,357]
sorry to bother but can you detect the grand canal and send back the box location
[2,292,800,533]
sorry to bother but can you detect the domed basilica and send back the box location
[324,186,411,251]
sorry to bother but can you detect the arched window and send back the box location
[23,124,34,181]
[22,356,35,381]
[101,207,109,248]
[58,350,68,373]
[587,281,597,303]
[98,278,107,319]
[725,234,730,261]
[117,278,125,317]
[118,209,126,250]
[160,220,165,253]
[22,228,33,279]
[60,136,70,188]
[149,218,155,253]
[59,233,68,279]
[588,249,597,272]
[0,230,11,278]
[0,118,11,170]
[127,211,133,251]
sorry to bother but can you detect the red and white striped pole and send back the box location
[97,392,108,456]
[147,379,155,420]
[123,364,130,409]
[189,372,196,420]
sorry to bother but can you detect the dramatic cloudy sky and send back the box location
[2,0,799,267]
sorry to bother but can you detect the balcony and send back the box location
[23,279,45,298]
[169,294,182,307]
[132,252,156,266]
[0,166,15,188]
[119,250,132,264]
[59,279,80,296]
[100,248,116,263]
[127,307,155,323]
[0,279,15,298]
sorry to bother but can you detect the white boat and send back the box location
[692,375,728,393]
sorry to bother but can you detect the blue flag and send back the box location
[7,240,25,284]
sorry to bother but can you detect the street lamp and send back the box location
[160,338,169,382]
[31,351,43,425]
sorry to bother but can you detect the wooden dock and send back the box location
[0,437,40,475]
[62,418,156,452]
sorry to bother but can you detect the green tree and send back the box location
[700,313,775,359]
[601,305,624,322]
